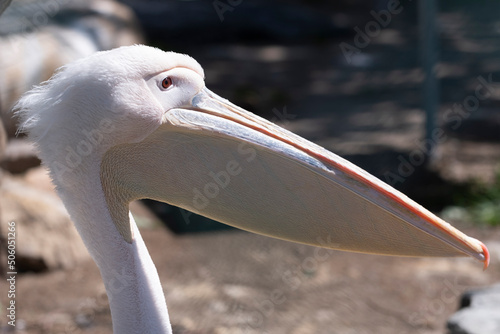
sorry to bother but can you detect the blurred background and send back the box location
[0,0,499,333]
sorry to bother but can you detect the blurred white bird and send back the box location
[0,0,143,137]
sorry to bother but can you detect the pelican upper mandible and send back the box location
[15,45,489,333]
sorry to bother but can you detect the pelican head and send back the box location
[16,45,489,333]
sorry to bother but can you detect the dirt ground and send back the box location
[2,1,500,334]
[1,224,499,334]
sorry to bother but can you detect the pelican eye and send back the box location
[161,77,173,90]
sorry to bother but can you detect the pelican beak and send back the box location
[103,87,489,269]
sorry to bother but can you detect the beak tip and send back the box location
[479,241,490,271]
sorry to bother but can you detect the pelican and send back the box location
[16,45,489,333]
